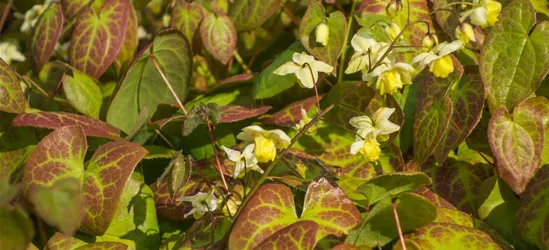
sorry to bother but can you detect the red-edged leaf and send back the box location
[70,0,130,78]
[0,59,26,114]
[414,186,457,210]
[413,97,453,165]
[150,177,208,221]
[29,2,64,73]
[254,221,320,249]
[171,1,204,44]
[488,106,544,194]
[219,105,271,123]
[261,96,319,127]
[200,13,237,64]
[114,2,137,72]
[210,73,254,92]
[22,126,87,194]
[514,97,549,165]
[61,0,89,19]
[80,141,148,235]
[12,112,120,139]
[228,0,280,31]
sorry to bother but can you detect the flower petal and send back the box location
[350,140,365,155]
[351,29,377,52]
[376,119,401,135]
[273,62,301,76]
[242,144,255,158]
[373,107,396,123]
[349,116,373,129]
[438,40,463,56]
[470,7,488,26]
[221,146,242,162]
[292,52,315,65]
[310,60,334,73]
[295,67,316,88]
[268,129,291,148]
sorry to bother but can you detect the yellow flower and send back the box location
[430,55,454,78]
[460,0,502,27]
[363,62,414,95]
[237,125,291,163]
[274,52,333,89]
[485,0,502,26]
[349,107,401,141]
[384,22,401,41]
[345,28,390,74]
[455,23,476,44]
[420,33,439,50]
[386,0,403,19]
[315,21,329,46]
[411,40,463,78]
[350,133,381,162]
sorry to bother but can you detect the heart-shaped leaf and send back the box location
[228,0,279,31]
[171,1,204,44]
[219,105,271,123]
[229,178,362,249]
[488,106,544,194]
[413,97,453,165]
[299,1,347,66]
[358,171,431,206]
[515,165,549,248]
[62,70,102,118]
[480,0,549,113]
[22,126,148,235]
[200,13,237,64]
[254,221,320,249]
[13,112,120,139]
[514,97,549,165]
[253,42,305,99]
[260,96,319,127]
[108,30,192,134]
[29,177,84,235]
[394,222,508,249]
[29,2,64,73]
[345,193,437,248]
[0,59,26,114]
[70,0,130,78]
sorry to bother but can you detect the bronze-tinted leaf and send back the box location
[171,1,204,44]
[114,2,138,72]
[12,112,120,139]
[254,221,320,250]
[150,177,208,221]
[200,13,237,64]
[261,96,319,127]
[413,97,453,165]
[228,0,279,31]
[0,59,26,114]
[69,0,130,78]
[219,105,271,123]
[29,2,64,73]
[488,106,544,194]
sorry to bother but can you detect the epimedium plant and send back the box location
[0,0,548,249]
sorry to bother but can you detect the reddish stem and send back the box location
[150,54,188,115]
[205,117,229,191]
[392,202,407,250]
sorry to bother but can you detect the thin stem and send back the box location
[150,54,188,115]
[37,218,49,249]
[304,63,322,112]
[337,0,357,84]
[205,117,230,191]
[392,202,407,250]
[282,6,300,26]
[0,0,13,33]
[233,50,251,73]
[154,129,176,149]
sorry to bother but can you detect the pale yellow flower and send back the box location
[274,52,333,89]
[237,125,291,163]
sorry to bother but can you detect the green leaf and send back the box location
[253,42,304,99]
[355,13,390,28]
[529,0,549,17]
[29,2,64,73]
[254,221,320,250]
[345,193,436,248]
[395,222,508,249]
[515,165,549,249]
[199,13,237,64]
[0,205,34,250]
[229,178,362,249]
[358,171,432,206]
[514,97,549,165]
[488,106,544,194]
[413,97,453,165]
[299,1,347,66]
[29,177,84,235]
[13,112,121,139]
[171,1,204,44]
[114,2,138,73]
[434,207,474,227]
[158,152,191,199]
[108,30,192,134]
[0,59,26,114]
[62,70,102,118]
[228,0,279,31]
[69,0,130,78]
[480,0,549,113]
[424,158,492,214]
[476,176,519,242]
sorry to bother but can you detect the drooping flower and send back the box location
[345,28,390,74]
[349,107,401,142]
[386,0,403,19]
[0,41,26,64]
[411,40,463,78]
[315,21,329,46]
[460,0,502,27]
[350,133,382,162]
[384,22,401,41]
[274,52,334,89]
[20,4,47,33]
[362,62,414,95]
[237,125,291,163]
[221,144,262,178]
[420,33,439,50]
[455,23,476,44]
[178,191,219,219]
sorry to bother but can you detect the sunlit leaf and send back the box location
[62,70,103,118]
[358,171,431,206]
[171,1,204,45]
[254,221,320,250]
[481,0,549,113]
[413,97,453,165]
[434,207,473,227]
[0,59,26,114]
[200,13,237,64]
[70,0,130,78]
[29,2,64,73]
[114,2,138,73]
[228,0,279,31]
[514,97,549,165]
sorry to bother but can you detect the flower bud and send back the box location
[455,23,476,44]
[386,0,403,19]
[315,21,329,46]
[421,33,438,50]
[384,22,401,41]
